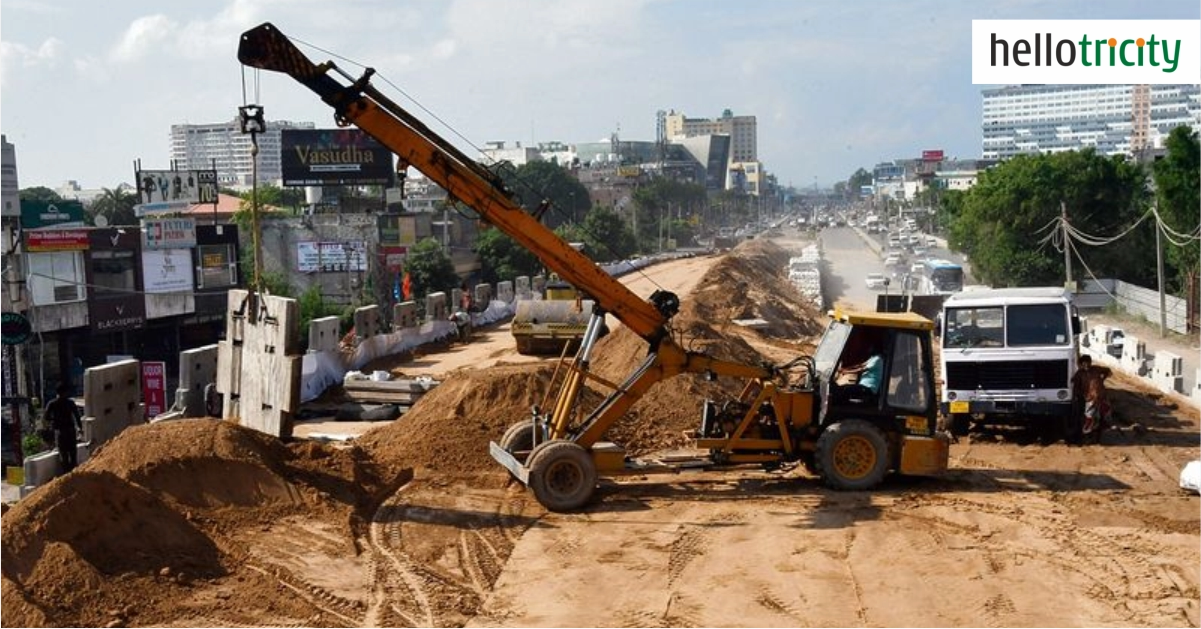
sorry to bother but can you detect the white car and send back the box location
[883,253,901,267]
[865,273,890,290]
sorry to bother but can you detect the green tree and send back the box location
[579,206,638,261]
[846,168,873,199]
[952,150,1150,287]
[496,160,591,229]
[403,237,459,299]
[90,187,139,226]
[1152,125,1200,309]
[18,187,63,203]
[475,227,542,285]
[631,179,707,251]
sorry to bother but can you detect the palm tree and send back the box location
[90,187,139,226]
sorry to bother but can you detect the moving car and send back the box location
[865,273,890,290]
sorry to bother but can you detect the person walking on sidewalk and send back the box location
[44,384,83,473]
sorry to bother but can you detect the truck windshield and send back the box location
[943,306,1004,348]
[1007,303,1069,346]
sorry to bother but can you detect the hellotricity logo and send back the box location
[972,19,1201,85]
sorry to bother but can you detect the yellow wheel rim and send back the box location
[832,435,877,480]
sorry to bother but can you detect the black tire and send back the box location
[527,440,597,512]
[815,420,890,490]
[514,337,533,355]
[499,420,542,458]
[949,413,971,437]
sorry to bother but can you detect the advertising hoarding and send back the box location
[136,169,218,216]
[281,129,394,186]
[297,241,368,272]
[142,217,197,249]
[141,248,195,293]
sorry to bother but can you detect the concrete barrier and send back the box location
[354,305,382,339]
[308,316,341,353]
[176,344,219,417]
[426,291,448,322]
[1120,335,1148,376]
[393,301,418,330]
[497,281,514,304]
[1151,351,1184,394]
[516,276,531,300]
[83,359,144,446]
[474,283,493,307]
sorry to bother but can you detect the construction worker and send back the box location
[1071,354,1113,443]
[449,310,472,344]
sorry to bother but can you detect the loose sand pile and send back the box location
[1,420,403,627]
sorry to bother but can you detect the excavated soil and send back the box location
[3,236,1198,628]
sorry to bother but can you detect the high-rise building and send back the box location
[170,118,315,189]
[982,84,1200,159]
[1,135,18,218]
[665,109,758,163]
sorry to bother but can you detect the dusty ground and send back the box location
[3,238,1198,628]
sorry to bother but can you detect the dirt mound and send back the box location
[582,240,827,455]
[1,419,401,627]
[688,238,827,341]
[357,363,602,477]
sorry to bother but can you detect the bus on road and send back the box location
[918,259,964,296]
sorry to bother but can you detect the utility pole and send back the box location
[1156,206,1167,338]
[1061,201,1073,291]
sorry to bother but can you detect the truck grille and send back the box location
[945,360,1069,390]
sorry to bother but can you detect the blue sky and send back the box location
[2,0,1198,192]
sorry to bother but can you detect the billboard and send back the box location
[26,229,90,252]
[297,241,368,272]
[141,248,195,293]
[921,149,945,162]
[141,361,167,420]
[136,169,218,216]
[142,217,197,249]
[281,129,394,186]
[20,200,86,229]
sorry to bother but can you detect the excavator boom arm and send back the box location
[238,22,668,342]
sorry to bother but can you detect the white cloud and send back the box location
[110,14,178,63]
[0,38,63,87]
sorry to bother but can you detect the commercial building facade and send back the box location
[982,84,1200,159]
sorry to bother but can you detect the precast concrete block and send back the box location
[474,283,493,306]
[83,359,143,447]
[497,281,514,304]
[1120,335,1148,376]
[354,305,382,339]
[426,291,448,322]
[308,316,342,353]
[394,302,418,330]
[516,276,531,300]
[218,290,303,439]
[1151,351,1184,394]
[532,275,546,296]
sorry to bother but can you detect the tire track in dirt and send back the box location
[243,563,360,626]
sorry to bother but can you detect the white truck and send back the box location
[938,287,1081,441]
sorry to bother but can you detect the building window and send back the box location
[197,244,237,289]
[91,250,137,296]
[27,251,86,305]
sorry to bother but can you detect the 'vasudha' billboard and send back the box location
[281,129,394,186]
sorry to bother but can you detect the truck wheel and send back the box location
[499,420,543,458]
[527,440,597,512]
[815,420,890,490]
